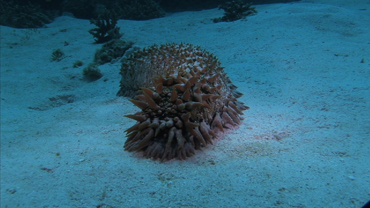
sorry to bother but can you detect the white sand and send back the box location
[1,1,370,207]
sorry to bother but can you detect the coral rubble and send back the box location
[119,43,249,160]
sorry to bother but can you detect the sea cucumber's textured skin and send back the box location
[118,43,249,160]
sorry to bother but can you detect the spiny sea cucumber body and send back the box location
[118,43,249,160]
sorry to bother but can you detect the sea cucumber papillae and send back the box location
[118,43,249,160]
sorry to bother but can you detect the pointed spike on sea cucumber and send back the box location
[229,96,237,101]
[199,79,207,85]
[173,84,185,92]
[181,114,199,129]
[149,118,160,128]
[125,115,146,122]
[177,148,186,160]
[202,101,211,109]
[190,69,196,76]
[201,94,213,101]
[184,143,195,157]
[182,89,191,101]
[207,73,220,83]
[124,123,140,134]
[132,128,154,151]
[166,127,176,147]
[232,90,243,98]
[174,117,183,128]
[208,86,217,93]
[221,111,237,127]
[229,84,237,89]
[210,95,221,100]
[151,143,165,160]
[156,83,163,94]
[179,77,187,83]
[136,94,146,102]
[209,129,217,138]
[216,85,222,92]
[194,87,201,93]
[142,91,160,110]
[125,128,151,151]
[155,122,166,137]
[168,75,177,81]
[185,101,203,110]
[242,105,250,110]
[170,88,178,102]
[187,127,204,146]
[235,101,248,109]
[129,99,148,110]
[166,77,174,86]
[138,119,151,131]
[228,101,243,115]
[185,76,198,89]
[141,87,154,97]
[193,92,203,102]
[175,129,185,150]
[200,65,208,74]
[125,131,139,143]
[177,72,184,81]
[195,69,202,77]
[124,133,140,150]
[209,61,217,69]
[194,127,207,146]
[144,143,157,158]
[224,107,241,124]
[200,121,213,145]
[161,148,171,162]
[212,113,224,133]
[156,75,165,84]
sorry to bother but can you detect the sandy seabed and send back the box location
[1,0,370,207]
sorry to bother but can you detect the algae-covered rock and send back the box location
[94,39,133,65]
[213,0,257,23]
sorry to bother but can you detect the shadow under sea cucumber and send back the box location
[118,43,249,161]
